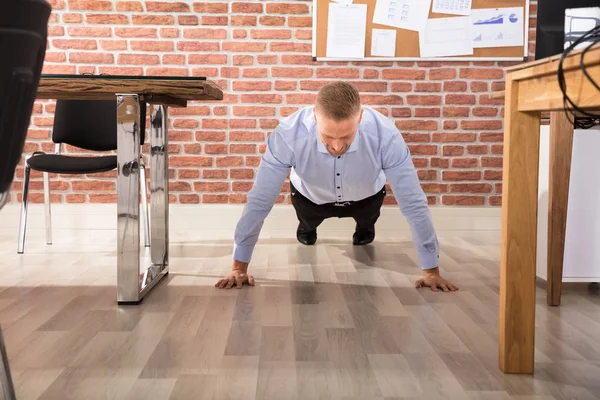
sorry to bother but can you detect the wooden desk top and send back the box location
[36,74,224,107]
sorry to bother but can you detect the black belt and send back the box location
[333,201,353,207]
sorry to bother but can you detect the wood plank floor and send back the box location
[0,205,599,399]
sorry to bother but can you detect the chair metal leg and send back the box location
[43,172,52,245]
[139,161,150,248]
[0,191,8,211]
[0,326,16,400]
[17,165,31,254]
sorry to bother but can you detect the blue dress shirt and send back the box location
[233,106,439,270]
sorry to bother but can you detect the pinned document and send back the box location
[371,29,397,57]
[332,0,354,5]
[373,0,432,32]
[419,16,473,57]
[432,0,472,16]
[326,3,367,58]
[471,7,524,48]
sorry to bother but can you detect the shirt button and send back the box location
[336,173,340,176]
[337,186,340,189]
[337,156,341,159]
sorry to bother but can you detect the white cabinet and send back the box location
[536,126,600,282]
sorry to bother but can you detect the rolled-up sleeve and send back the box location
[233,128,294,263]
[381,133,439,270]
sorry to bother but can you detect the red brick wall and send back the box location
[10,0,538,206]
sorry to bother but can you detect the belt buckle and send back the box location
[334,201,351,207]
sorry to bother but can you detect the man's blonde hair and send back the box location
[316,81,361,121]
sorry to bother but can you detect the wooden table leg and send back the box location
[547,112,574,306]
[499,74,541,374]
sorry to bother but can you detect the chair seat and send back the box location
[27,154,117,174]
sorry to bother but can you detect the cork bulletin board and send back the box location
[313,0,530,61]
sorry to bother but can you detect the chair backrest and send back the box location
[52,98,147,152]
[0,0,51,199]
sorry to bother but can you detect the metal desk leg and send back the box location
[150,104,169,277]
[0,326,16,400]
[116,95,168,305]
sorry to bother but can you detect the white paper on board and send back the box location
[371,29,397,57]
[471,7,524,48]
[326,3,368,58]
[373,0,432,32]
[332,0,354,6]
[432,0,472,16]
[419,16,473,57]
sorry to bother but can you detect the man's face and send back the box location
[314,108,363,157]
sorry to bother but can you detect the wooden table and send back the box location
[500,44,600,374]
[36,74,223,304]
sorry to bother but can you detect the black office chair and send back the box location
[0,1,51,398]
[17,99,151,253]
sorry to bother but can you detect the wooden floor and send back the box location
[0,205,599,400]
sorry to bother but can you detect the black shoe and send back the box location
[297,229,317,245]
[353,229,375,245]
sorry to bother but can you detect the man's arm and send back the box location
[216,128,293,289]
[381,133,458,292]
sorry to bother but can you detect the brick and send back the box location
[202,16,228,25]
[67,27,111,37]
[412,108,438,118]
[232,181,254,192]
[450,183,493,193]
[147,2,190,12]
[484,170,502,180]
[45,52,67,62]
[177,42,219,51]
[470,81,488,92]
[489,196,502,206]
[316,68,358,79]
[230,120,256,129]
[443,81,467,92]
[421,183,448,193]
[193,2,227,13]
[363,69,379,79]
[442,171,481,181]
[429,69,456,80]
[275,81,297,91]
[443,120,458,130]
[286,94,316,104]
[234,28,246,38]
[296,30,312,40]
[395,120,437,131]
[63,13,83,23]
[53,39,97,50]
[89,194,117,203]
[479,94,504,106]
[412,158,428,168]
[273,67,313,78]
[270,43,311,52]
[47,0,65,8]
[201,119,227,129]
[408,145,438,155]
[258,55,278,65]
[233,106,275,117]
[194,182,229,193]
[443,145,464,156]
[42,64,77,74]
[202,169,228,179]
[69,52,114,64]
[169,182,191,192]
[216,156,243,167]
[170,156,213,167]
[281,55,314,65]
[251,29,292,40]
[223,42,266,52]
[188,54,228,64]
[259,16,285,26]
[266,3,309,14]
[451,158,478,168]
[495,183,503,193]
[69,0,112,10]
[467,145,488,155]
[161,55,185,65]
[183,28,227,39]
[391,107,411,118]
[232,2,262,13]
[360,95,403,105]
[445,94,476,105]
[177,194,198,204]
[232,81,272,92]
[459,68,504,79]
[288,17,312,27]
[118,54,159,65]
[442,107,470,117]
[415,83,441,92]
[401,133,430,142]
[480,132,504,142]
[442,195,485,206]
[232,55,254,66]
[86,14,128,24]
[66,194,86,203]
[432,133,476,142]
[390,82,413,92]
[482,157,503,168]
[48,26,65,36]
[382,69,426,80]
[132,15,174,25]
[178,15,198,25]
[130,40,174,52]
[418,170,438,180]
[491,144,503,155]
[201,194,229,203]
[491,81,505,91]
[99,40,127,50]
[230,131,264,141]
[472,106,499,117]
[181,143,200,154]
[114,28,157,38]
[228,145,256,155]
[406,95,442,105]
[430,158,449,168]
[241,94,283,104]
[231,16,257,26]
[242,68,268,78]
[98,66,143,75]
[116,2,143,11]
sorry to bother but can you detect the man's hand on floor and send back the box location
[215,260,255,289]
[414,267,458,292]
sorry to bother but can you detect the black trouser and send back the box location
[290,183,386,234]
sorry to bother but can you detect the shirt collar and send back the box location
[303,107,361,154]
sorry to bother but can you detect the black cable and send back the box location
[557,24,600,129]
